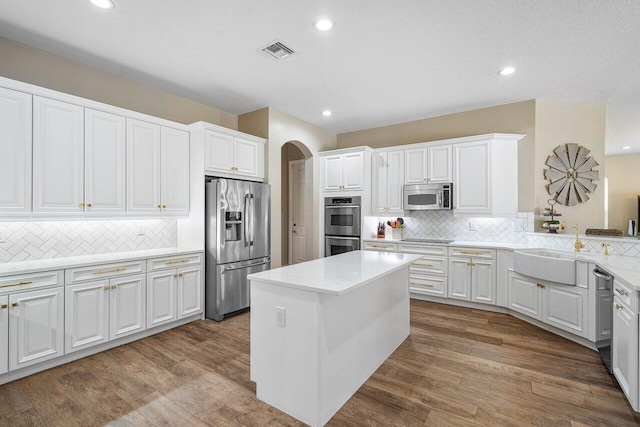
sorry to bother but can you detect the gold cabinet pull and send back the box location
[104,286,110,291]
[1,304,7,309]
[466,262,471,266]
[93,267,126,275]
[11,302,19,308]
[537,283,546,288]
[166,259,189,265]
[410,282,434,288]
[459,250,484,255]
[471,262,476,267]
[111,285,117,290]
[173,274,178,278]
[615,304,624,310]
[0,281,32,289]
[615,288,628,296]
[179,273,183,277]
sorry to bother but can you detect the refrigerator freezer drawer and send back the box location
[207,258,270,321]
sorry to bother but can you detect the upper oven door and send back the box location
[325,206,361,237]
[403,184,440,210]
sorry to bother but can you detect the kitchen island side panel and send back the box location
[250,266,410,426]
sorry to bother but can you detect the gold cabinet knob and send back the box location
[79,203,85,208]
[157,204,162,209]
[104,286,110,291]
[1,304,7,309]
[162,205,167,209]
[179,273,183,277]
[11,302,19,307]
[111,285,117,290]
[87,203,92,208]
[173,274,178,278]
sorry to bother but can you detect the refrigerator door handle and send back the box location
[220,259,270,273]
[250,194,255,246]
[244,194,250,247]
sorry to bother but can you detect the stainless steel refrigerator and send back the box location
[205,178,271,321]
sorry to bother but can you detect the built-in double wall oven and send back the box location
[324,196,361,257]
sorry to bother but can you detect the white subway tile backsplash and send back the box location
[0,219,177,263]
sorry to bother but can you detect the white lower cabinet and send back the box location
[110,275,146,340]
[0,295,8,375]
[448,257,496,304]
[9,287,64,371]
[612,297,639,411]
[508,271,589,338]
[147,265,203,329]
[65,274,146,353]
[65,280,110,353]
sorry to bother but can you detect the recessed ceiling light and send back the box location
[314,19,335,31]
[623,146,632,150]
[498,66,516,76]
[322,110,332,117]
[89,0,115,9]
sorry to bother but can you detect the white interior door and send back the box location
[289,160,307,265]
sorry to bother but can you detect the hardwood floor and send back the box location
[1,300,639,426]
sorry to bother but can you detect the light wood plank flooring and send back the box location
[1,300,639,426]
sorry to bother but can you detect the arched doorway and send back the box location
[281,141,313,265]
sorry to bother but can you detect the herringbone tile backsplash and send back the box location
[0,219,177,263]
[392,210,531,244]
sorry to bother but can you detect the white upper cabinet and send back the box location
[453,135,521,216]
[454,141,490,213]
[321,148,370,193]
[85,109,126,214]
[161,127,190,214]
[372,150,404,214]
[405,145,452,185]
[203,128,265,180]
[127,119,161,213]
[0,87,32,215]
[128,120,189,215]
[33,97,84,214]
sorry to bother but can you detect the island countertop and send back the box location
[248,250,421,296]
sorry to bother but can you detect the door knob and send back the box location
[292,230,297,234]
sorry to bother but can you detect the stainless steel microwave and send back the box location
[403,183,452,210]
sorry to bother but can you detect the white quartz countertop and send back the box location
[363,237,531,250]
[0,247,204,276]
[248,250,421,296]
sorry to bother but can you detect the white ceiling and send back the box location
[0,1,638,154]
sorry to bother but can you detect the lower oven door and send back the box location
[325,236,361,257]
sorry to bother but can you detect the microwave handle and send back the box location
[437,190,442,207]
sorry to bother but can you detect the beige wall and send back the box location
[337,101,536,212]
[258,108,336,268]
[606,154,640,232]
[0,36,237,128]
[534,100,606,231]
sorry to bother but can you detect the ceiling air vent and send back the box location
[262,41,294,60]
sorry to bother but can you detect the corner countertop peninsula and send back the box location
[248,250,420,427]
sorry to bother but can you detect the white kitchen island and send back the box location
[248,250,421,427]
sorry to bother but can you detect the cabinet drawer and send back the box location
[147,253,203,272]
[398,244,447,256]
[410,256,447,276]
[449,247,495,259]
[66,261,146,284]
[613,279,637,313]
[0,270,64,295]
[363,242,398,252]
[409,275,447,298]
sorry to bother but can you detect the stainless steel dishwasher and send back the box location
[594,267,614,373]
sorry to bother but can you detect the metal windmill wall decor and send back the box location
[544,143,599,206]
